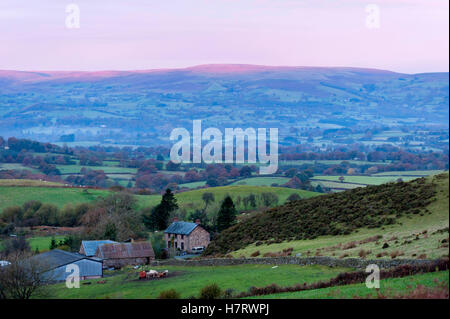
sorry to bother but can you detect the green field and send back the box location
[28,236,66,252]
[231,174,449,260]
[373,170,446,177]
[0,163,41,173]
[0,179,64,187]
[56,165,137,175]
[229,177,290,186]
[250,271,449,299]
[311,175,418,185]
[45,264,350,299]
[0,186,111,211]
[178,181,207,189]
[0,184,319,214]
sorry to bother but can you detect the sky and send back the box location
[0,0,448,73]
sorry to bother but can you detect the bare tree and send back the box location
[0,251,53,299]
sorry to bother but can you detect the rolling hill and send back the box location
[0,65,447,146]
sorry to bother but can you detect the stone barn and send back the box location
[164,219,210,253]
[95,242,155,269]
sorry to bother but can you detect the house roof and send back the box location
[95,242,155,260]
[164,221,198,235]
[81,240,118,256]
[33,249,101,271]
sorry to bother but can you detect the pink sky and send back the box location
[0,0,448,73]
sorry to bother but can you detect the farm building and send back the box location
[79,240,118,257]
[33,249,102,281]
[164,219,210,252]
[95,242,155,269]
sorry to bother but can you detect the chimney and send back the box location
[195,219,201,225]
[173,217,179,222]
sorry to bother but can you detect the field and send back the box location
[0,186,111,211]
[311,170,445,191]
[250,271,449,299]
[311,175,418,185]
[229,177,290,186]
[0,183,319,213]
[27,235,66,252]
[230,174,449,260]
[0,179,64,187]
[56,165,137,175]
[46,264,350,299]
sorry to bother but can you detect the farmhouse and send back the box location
[164,218,210,252]
[33,249,102,281]
[95,242,155,269]
[79,240,117,257]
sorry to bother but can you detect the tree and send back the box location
[1,237,30,257]
[0,251,53,299]
[239,166,252,178]
[201,192,215,212]
[286,193,301,202]
[146,189,179,231]
[217,196,237,232]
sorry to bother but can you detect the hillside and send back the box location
[205,173,449,257]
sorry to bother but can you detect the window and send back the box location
[181,242,184,250]
[167,241,171,248]
[181,235,184,239]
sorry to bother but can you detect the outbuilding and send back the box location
[95,241,155,269]
[34,249,103,281]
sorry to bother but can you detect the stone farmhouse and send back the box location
[164,218,210,253]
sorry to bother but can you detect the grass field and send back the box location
[45,264,351,299]
[0,163,41,173]
[0,179,64,187]
[231,173,449,260]
[56,165,137,175]
[28,235,66,252]
[0,186,111,211]
[0,183,319,214]
[229,177,290,186]
[250,271,449,299]
[178,181,207,189]
[311,175,418,185]
[373,170,446,177]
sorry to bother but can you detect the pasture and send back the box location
[46,264,350,299]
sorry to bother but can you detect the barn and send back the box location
[79,240,118,257]
[34,249,103,281]
[95,242,155,269]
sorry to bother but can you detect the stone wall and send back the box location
[151,256,438,269]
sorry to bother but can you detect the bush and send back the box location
[199,283,222,299]
[250,251,260,257]
[158,289,181,299]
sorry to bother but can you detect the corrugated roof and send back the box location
[81,240,117,256]
[164,221,198,235]
[96,242,155,259]
[33,249,100,271]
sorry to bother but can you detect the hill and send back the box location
[0,65,447,146]
[205,173,449,257]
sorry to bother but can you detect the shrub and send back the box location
[199,283,222,299]
[158,289,181,299]
[250,251,260,257]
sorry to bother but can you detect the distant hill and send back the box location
[0,64,448,146]
[204,173,449,255]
